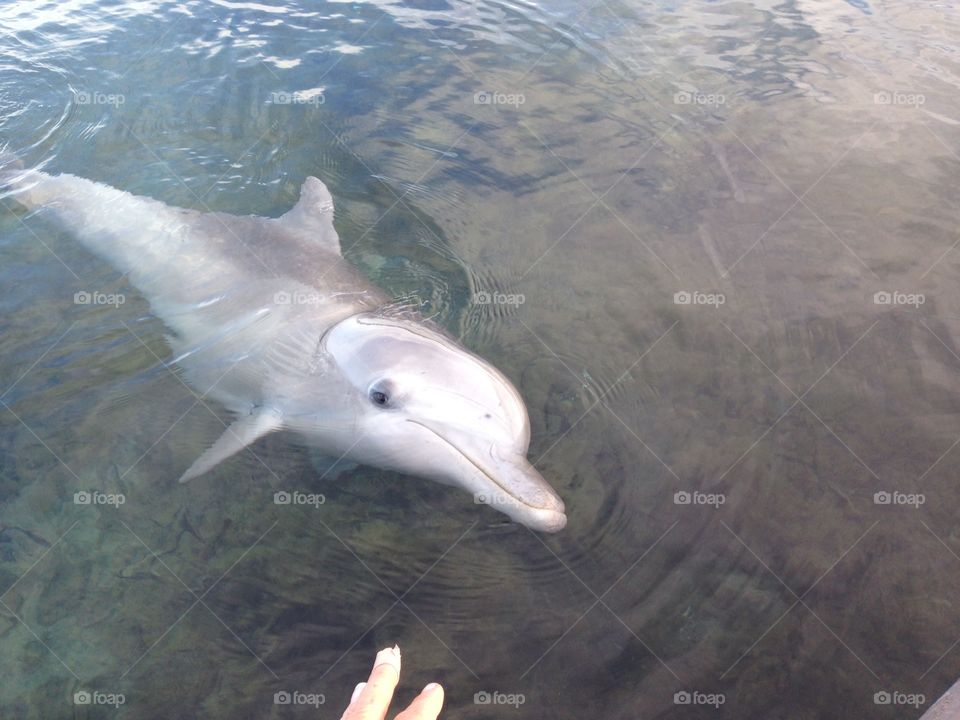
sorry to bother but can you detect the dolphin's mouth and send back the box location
[407,419,567,532]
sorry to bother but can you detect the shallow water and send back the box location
[2,0,960,717]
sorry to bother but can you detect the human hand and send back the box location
[341,646,444,720]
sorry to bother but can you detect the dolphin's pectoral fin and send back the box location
[178,406,283,483]
[278,176,341,255]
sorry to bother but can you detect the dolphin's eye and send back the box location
[369,380,395,408]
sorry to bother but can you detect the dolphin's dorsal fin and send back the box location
[178,406,283,483]
[278,176,341,255]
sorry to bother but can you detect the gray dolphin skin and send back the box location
[4,164,567,532]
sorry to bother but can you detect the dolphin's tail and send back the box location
[0,148,23,187]
[0,147,28,184]
[0,146,21,166]
[0,149,47,210]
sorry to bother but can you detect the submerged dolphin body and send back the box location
[5,165,566,532]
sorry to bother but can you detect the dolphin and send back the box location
[3,163,567,532]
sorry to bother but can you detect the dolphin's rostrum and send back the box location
[4,163,567,532]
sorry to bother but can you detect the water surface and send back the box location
[2,0,960,718]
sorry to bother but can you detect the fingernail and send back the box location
[351,682,366,703]
[373,645,401,674]
[423,683,441,693]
